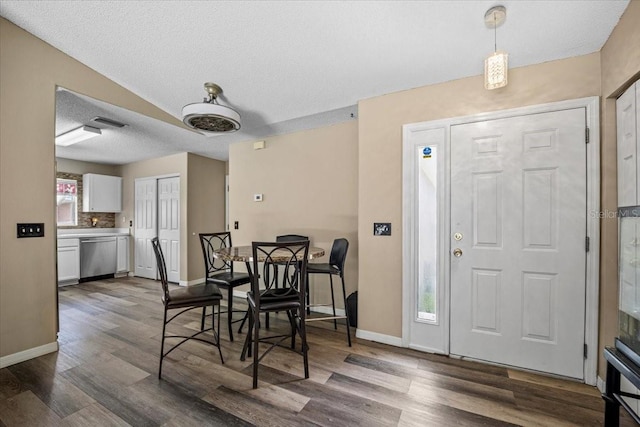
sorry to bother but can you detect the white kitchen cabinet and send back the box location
[83,173,122,212]
[617,80,640,207]
[57,238,80,284]
[117,236,129,273]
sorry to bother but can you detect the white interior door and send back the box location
[450,108,587,379]
[158,177,180,283]
[134,178,157,279]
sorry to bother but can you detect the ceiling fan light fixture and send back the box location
[182,82,241,133]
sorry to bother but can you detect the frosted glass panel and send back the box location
[417,145,437,322]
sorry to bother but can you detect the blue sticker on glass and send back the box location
[423,147,432,156]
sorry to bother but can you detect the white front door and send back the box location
[158,177,180,283]
[449,108,587,379]
[134,178,157,279]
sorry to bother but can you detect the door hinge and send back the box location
[585,127,590,144]
[584,343,588,359]
[585,236,590,252]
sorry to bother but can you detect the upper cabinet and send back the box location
[617,80,640,207]
[83,173,122,212]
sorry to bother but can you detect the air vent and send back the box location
[91,116,127,128]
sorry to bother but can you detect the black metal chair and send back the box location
[306,238,352,346]
[199,232,251,342]
[240,240,310,389]
[151,237,224,379]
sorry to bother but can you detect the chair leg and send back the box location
[306,276,311,315]
[252,309,260,389]
[286,310,296,349]
[214,303,224,364]
[159,307,168,379]
[227,286,234,342]
[238,310,248,334]
[329,275,337,330]
[340,275,352,347]
[299,308,309,379]
[241,308,253,361]
[201,306,206,331]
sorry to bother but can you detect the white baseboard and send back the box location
[356,329,403,347]
[181,278,206,287]
[597,375,605,393]
[0,341,58,369]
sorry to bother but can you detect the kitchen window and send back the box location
[57,178,77,226]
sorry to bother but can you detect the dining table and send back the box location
[212,243,325,342]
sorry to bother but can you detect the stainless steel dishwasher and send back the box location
[80,237,117,279]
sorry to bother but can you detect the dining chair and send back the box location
[151,237,224,379]
[199,232,252,342]
[240,240,310,389]
[306,238,352,346]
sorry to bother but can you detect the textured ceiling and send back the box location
[0,0,630,164]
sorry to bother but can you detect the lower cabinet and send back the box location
[57,238,80,285]
[117,236,129,273]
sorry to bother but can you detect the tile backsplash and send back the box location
[57,172,115,229]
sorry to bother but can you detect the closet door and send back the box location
[134,178,157,279]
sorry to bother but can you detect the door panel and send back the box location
[134,178,157,279]
[450,108,586,379]
[158,177,180,283]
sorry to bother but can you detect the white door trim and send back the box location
[402,96,600,385]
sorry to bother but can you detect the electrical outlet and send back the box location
[17,223,45,238]
[234,221,239,230]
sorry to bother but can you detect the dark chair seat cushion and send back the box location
[167,283,222,308]
[306,263,340,275]
[247,289,300,312]
[206,271,251,287]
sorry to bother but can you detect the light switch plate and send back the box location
[373,222,391,236]
[254,194,263,202]
[17,223,45,238]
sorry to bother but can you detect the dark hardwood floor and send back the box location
[0,276,631,426]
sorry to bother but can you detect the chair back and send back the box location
[276,234,309,242]
[199,232,235,278]
[329,238,349,274]
[251,240,310,308]
[151,237,170,304]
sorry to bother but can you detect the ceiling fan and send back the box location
[182,82,241,133]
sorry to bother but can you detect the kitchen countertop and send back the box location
[58,228,130,239]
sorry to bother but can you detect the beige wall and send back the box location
[598,0,640,376]
[118,153,188,280]
[117,152,226,282]
[186,153,227,281]
[229,121,359,303]
[0,17,183,358]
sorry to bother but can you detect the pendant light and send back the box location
[484,6,508,90]
[182,82,241,133]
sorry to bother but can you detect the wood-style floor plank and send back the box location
[0,276,613,426]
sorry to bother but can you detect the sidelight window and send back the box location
[417,145,438,322]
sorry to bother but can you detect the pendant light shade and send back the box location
[485,50,508,90]
[182,82,241,133]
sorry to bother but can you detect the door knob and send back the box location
[453,248,463,257]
